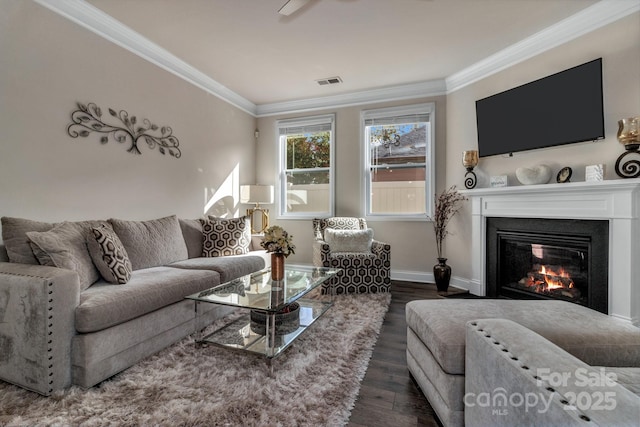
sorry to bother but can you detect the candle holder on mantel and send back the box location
[615,117,640,178]
[462,150,479,189]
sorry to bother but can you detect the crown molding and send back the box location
[34,0,638,116]
[255,80,447,117]
[33,0,258,116]
[446,0,640,93]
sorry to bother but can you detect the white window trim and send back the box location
[276,114,336,219]
[361,103,435,221]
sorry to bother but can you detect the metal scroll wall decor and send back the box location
[67,102,181,158]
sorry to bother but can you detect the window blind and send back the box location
[364,113,430,126]
[277,114,334,136]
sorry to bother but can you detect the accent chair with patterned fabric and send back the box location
[312,217,391,294]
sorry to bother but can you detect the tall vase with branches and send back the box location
[430,186,467,292]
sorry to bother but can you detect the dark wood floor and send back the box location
[347,281,458,427]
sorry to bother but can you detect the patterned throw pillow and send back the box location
[87,225,132,284]
[324,228,374,253]
[200,216,251,257]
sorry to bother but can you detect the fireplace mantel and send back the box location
[461,178,640,325]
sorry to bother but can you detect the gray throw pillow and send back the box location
[179,218,204,259]
[88,225,132,284]
[1,216,54,264]
[26,221,101,290]
[109,215,188,270]
[201,216,251,257]
[324,228,374,253]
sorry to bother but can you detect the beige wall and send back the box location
[258,13,639,282]
[0,2,257,232]
[256,96,447,276]
[1,2,637,284]
[446,13,640,282]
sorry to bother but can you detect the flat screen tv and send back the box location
[475,58,604,158]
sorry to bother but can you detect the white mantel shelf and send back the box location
[461,178,640,326]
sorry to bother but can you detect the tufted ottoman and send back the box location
[405,299,640,427]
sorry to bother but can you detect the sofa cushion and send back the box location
[201,216,251,257]
[1,217,55,264]
[324,228,373,253]
[179,218,204,259]
[75,266,220,333]
[26,221,107,290]
[87,225,132,284]
[169,253,266,283]
[406,299,640,375]
[109,215,188,271]
[603,367,640,397]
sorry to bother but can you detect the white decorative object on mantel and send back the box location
[461,179,640,326]
[515,165,552,185]
[490,175,508,188]
[586,164,605,182]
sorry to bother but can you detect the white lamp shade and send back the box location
[240,185,274,204]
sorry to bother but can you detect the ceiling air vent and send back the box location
[316,76,342,86]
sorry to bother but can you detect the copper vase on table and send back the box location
[271,253,285,281]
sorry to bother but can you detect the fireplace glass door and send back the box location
[486,217,608,314]
[499,234,588,306]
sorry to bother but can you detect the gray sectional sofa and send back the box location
[406,299,640,427]
[465,319,640,426]
[0,215,269,396]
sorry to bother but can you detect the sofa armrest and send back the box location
[0,262,80,395]
[465,318,640,427]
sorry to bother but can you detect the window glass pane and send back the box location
[366,118,430,216]
[286,132,331,170]
[370,181,426,214]
[284,170,330,213]
[278,114,334,217]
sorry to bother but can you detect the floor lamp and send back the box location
[240,185,274,234]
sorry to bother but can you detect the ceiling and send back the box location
[88,0,596,105]
[81,0,604,108]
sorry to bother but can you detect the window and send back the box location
[277,114,335,218]
[362,103,435,219]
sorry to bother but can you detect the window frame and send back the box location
[277,114,336,219]
[361,103,435,221]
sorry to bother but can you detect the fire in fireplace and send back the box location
[503,240,587,306]
[521,265,579,299]
[486,217,608,313]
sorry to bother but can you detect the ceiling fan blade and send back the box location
[278,0,313,16]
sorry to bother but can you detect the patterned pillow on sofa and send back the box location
[87,225,132,284]
[201,216,251,257]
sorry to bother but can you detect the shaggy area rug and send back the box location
[0,293,390,426]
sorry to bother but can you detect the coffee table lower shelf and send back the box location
[197,298,332,359]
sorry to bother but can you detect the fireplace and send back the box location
[486,217,609,313]
[465,180,640,325]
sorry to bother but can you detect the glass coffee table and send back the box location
[185,266,340,361]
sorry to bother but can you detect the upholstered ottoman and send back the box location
[405,300,640,427]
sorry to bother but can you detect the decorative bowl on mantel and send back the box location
[515,165,552,185]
